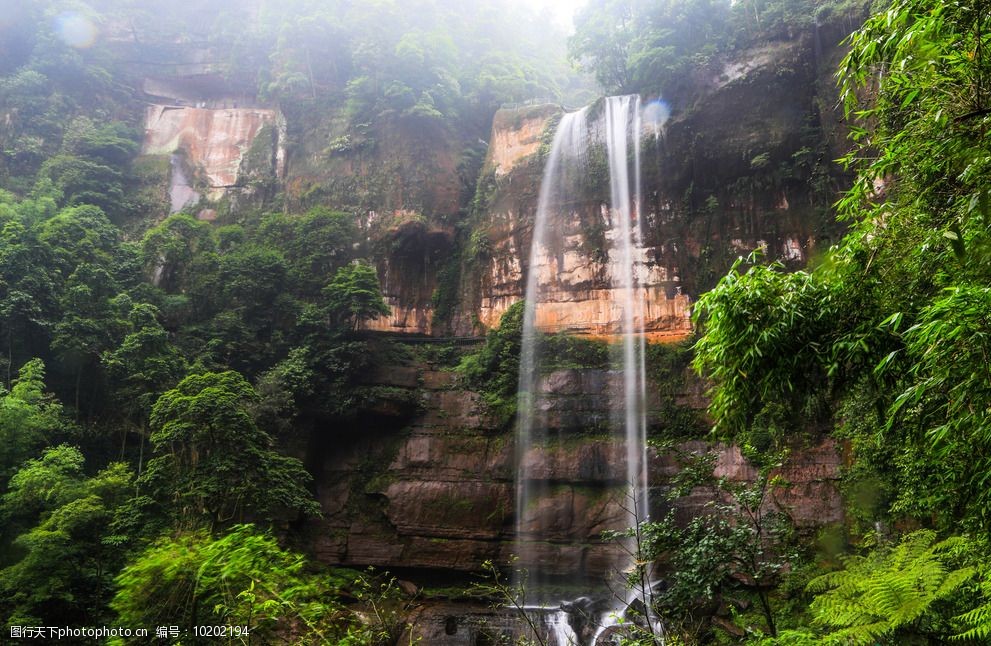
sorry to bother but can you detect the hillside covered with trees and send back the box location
[1,0,990,644]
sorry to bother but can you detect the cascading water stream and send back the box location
[515,96,657,646]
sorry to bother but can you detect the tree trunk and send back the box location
[758,589,776,637]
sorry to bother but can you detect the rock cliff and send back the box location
[125,16,855,582]
[142,103,284,206]
[132,26,849,341]
[448,32,849,339]
[306,359,843,577]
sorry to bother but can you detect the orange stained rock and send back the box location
[142,105,278,197]
[487,106,560,177]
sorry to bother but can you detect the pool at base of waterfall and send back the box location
[521,592,663,645]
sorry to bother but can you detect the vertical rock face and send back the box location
[357,210,456,336]
[142,104,283,204]
[451,103,693,340]
[487,107,557,177]
[452,33,849,338]
[523,202,693,341]
[282,112,465,336]
[306,362,844,576]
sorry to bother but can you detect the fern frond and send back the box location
[807,567,862,594]
[935,566,976,599]
[806,531,983,643]
[823,620,891,646]
[953,601,991,641]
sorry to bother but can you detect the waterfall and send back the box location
[515,96,654,645]
[168,153,198,214]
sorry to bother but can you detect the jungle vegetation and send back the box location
[2,0,990,644]
[678,0,991,642]
[0,0,588,640]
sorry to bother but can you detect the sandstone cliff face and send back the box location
[122,18,856,585]
[307,361,843,577]
[281,106,466,335]
[120,27,285,217]
[142,104,283,206]
[448,32,849,339]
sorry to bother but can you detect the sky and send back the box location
[531,0,588,31]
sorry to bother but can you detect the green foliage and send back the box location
[39,204,120,278]
[458,300,524,425]
[101,299,187,459]
[687,0,991,640]
[885,286,991,529]
[324,262,391,331]
[1,446,133,626]
[645,341,708,440]
[956,572,991,642]
[0,222,56,380]
[837,0,991,232]
[0,359,63,490]
[537,332,610,373]
[112,524,349,644]
[569,0,860,95]
[255,207,356,298]
[792,531,987,645]
[612,446,797,642]
[142,371,319,528]
[692,257,837,439]
[694,0,991,534]
[140,214,216,295]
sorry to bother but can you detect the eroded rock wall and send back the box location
[142,104,283,204]
[450,30,851,339]
[307,361,843,577]
[283,108,466,335]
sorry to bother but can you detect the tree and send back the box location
[0,358,63,492]
[38,204,120,279]
[323,262,390,331]
[0,446,133,626]
[141,371,319,528]
[255,208,356,299]
[112,524,417,645]
[112,524,340,644]
[139,214,216,294]
[212,245,298,372]
[608,446,797,642]
[102,300,186,474]
[691,257,839,439]
[692,0,991,534]
[50,263,121,415]
[0,218,57,382]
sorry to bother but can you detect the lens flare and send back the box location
[53,11,97,49]
[642,99,670,137]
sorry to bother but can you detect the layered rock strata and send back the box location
[308,363,843,577]
[450,32,850,339]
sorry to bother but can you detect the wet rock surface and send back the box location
[307,363,844,575]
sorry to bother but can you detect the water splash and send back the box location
[546,609,579,646]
